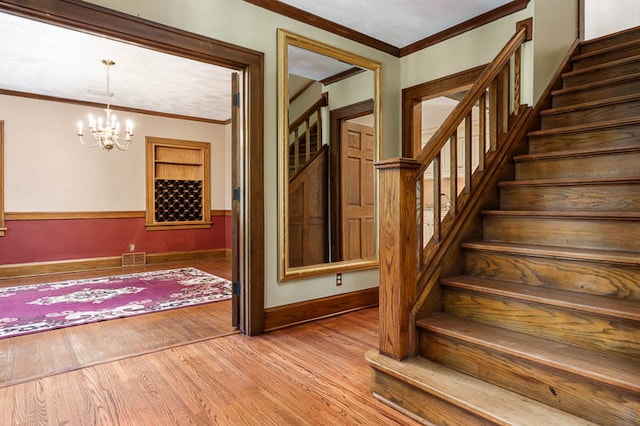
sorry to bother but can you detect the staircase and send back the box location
[289,122,320,178]
[367,28,640,425]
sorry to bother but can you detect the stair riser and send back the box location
[528,125,640,154]
[581,28,640,53]
[563,61,640,88]
[463,250,640,301]
[573,44,640,70]
[370,369,488,425]
[483,215,640,252]
[419,333,638,425]
[443,290,640,360]
[515,151,640,180]
[541,99,640,130]
[552,78,640,108]
[500,183,640,212]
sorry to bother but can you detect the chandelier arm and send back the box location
[78,135,101,148]
[115,139,132,151]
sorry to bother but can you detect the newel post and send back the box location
[376,157,420,360]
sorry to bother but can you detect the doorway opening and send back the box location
[329,99,375,262]
[0,1,264,335]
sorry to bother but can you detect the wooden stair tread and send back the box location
[562,54,640,78]
[514,145,640,162]
[482,210,640,220]
[552,72,640,97]
[441,275,640,322]
[461,241,640,266]
[540,93,640,117]
[527,116,640,138]
[573,39,640,61]
[417,313,640,393]
[499,176,640,188]
[580,26,640,53]
[365,349,599,426]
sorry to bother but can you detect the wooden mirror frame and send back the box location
[277,29,381,280]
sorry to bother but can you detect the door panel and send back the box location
[231,72,240,328]
[341,121,374,261]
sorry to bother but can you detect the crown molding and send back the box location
[244,0,531,58]
[243,0,400,56]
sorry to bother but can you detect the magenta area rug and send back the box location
[0,268,232,339]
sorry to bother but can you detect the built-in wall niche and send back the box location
[145,137,211,230]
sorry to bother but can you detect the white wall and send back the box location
[533,0,579,101]
[0,94,230,212]
[82,0,400,309]
[584,0,640,40]
[74,0,579,310]
[401,3,534,104]
[401,0,579,110]
[326,70,375,111]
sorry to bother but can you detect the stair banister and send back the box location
[377,20,532,361]
[415,25,529,176]
[289,93,328,176]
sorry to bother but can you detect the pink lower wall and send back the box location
[0,216,231,265]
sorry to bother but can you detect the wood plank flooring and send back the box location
[0,258,236,387]
[0,259,414,425]
[0,306,417,425]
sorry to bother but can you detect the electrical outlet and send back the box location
[129,243,135,252]
[336,273,342,286]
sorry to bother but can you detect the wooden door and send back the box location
[340,121,375,260]
[231,72,241,329]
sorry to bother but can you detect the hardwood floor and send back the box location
[0,306,417,425]
[0,258,237,387]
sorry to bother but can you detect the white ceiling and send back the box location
[0,11,233,122]
[279,0,514,47]
[288,45,356,81]
[0,1,515,121]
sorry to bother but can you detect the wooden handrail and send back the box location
[288,93,328,133]
[415,26,527,175]
[289,144,329,183]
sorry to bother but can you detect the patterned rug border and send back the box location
[0,267,232,339]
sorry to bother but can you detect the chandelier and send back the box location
[77,59,133,151]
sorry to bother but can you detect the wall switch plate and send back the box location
[129,243,135,252]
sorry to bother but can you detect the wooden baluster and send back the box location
[472,105,483,173]
[294,128,300,173]
[376,158,420,361]
[464,118,472,194]
[479,91,488,155]
[449,131,457,217]
[433,152,441,242]
[514,45,522,116]
[489,80,498,152]
[316,109,322,152]
[305,118,311,163]
[416,176,424,269]
[500,65,510,135]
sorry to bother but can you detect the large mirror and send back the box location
[277,29,381,280]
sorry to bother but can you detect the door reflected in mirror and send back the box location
[277,29,381,280]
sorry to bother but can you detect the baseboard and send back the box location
[0,248,231,279]
[145,249,230,264]
[263,287,379,331]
